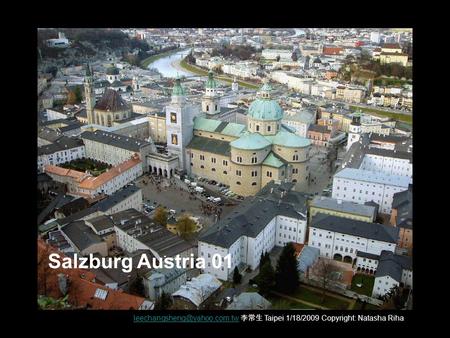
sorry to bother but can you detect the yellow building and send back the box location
[379,52,409,67]
[309,196,377,224]
[186,82,311,197]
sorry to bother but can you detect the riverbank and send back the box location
[140,48,182,69]
[178,57,260,89]
[349,105,413,125]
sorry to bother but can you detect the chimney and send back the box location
[58,273,68,296]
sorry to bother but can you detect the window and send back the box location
[200,155,205,160]
[236,181,241,185]
[236,156,243,163]
[171,134,178,145]
[252,182,257,186]
[200,165,204,169]
[293,154,299,161]
[211,168,216,172]
[251,156,257,163]
[256,125,260,131]
[211,158,216,163]
[236,170,242,176]
[251,170,257,177]
[223,160,228,166]
[267,125,271,132]
[170,112,177,124]
[191,153,194,158]
[223,171,227,175]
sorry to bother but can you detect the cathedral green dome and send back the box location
[172,77,186,96]
[205,71,217,89]
[230,132,272,150]
[248,99,284,121]
[247,82,283,121]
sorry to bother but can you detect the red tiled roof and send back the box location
[37,239,148,310]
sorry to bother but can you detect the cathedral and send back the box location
[84,64,132,127]
[83,66,311,196]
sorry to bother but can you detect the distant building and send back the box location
[309,214,398,263]
[370,250,412,298]
[226,292,272,310]
[390,184,412,255]
[198,181,308,280]
[309,196,377,224]
[143,268,188,301]
[172,274,222,309]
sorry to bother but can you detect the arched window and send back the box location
[268,125,271,132]
[252,182,257,186]
[256,125,260,132]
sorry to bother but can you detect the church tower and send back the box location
[202,71,220,115]
[165,76,195,171]
[346,112,362,151]
[84,63,95,125]
[232,77,239,92]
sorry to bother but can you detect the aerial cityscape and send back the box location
[37,28,412,312]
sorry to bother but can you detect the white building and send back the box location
[222,62,259,79]
[165,78,198,171]
[332,168,411,214]
[372,251,412,298]
[143,268,188,301]
[44,155,142,198]
[262,49,293,61]
[80,130,155,172]
[309,214,398,263]
[172,274,222,308]
[38,137,85,172]
[282,109,317,138]
[198,182,308,280]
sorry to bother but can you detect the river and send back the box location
[147,48,194,78]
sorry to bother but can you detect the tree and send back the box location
[128,275,145,297]
[66,91,77,105]
[315,258,341,303]
[154,292,173,310]
[259,251,270,267]
[256,261,275,296]
[175,215,197,238]
[153,207,168,226]
[381,285,409,310]
[232,266,242,285]
[74,86,83,103]
[275,243,299,294]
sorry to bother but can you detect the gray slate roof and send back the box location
[200,182,308,248]
[80,130,151,152]
[311,213,399,243]
[375,250,412,282]
[311,196,377,219]
[38,136,84,156]
[61,220,104,251]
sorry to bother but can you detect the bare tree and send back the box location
[315,258,341,303]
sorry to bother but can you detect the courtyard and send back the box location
[59,158,111,176]
[351,273,375,297]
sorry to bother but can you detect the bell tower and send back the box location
[84,63,95,124]
[202,71,220,115]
